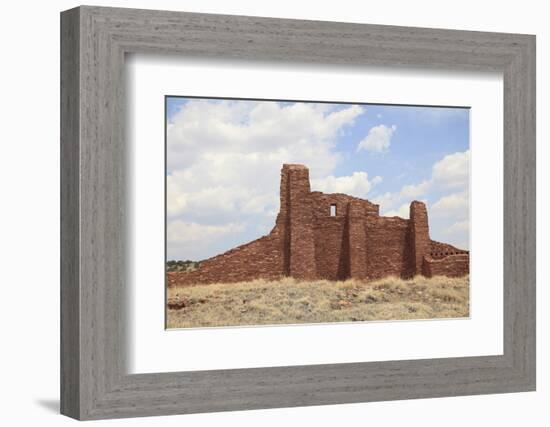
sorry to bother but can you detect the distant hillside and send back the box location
[166,260,201,272]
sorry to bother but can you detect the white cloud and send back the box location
[167,100,365,259]
[311,172,381,199]
[373,180,431,213]
[429,191,469,249]
[441,219,470,250]
[431,190,469,219]
[432,150,470,189]
[374,149,470,214]
[168,220,245,243]
[357,124,396,153]
[384,203,411,219]
[383,198,428,219]
[445,220,470,235]
[373,150,470,249]
[167,220,246,261]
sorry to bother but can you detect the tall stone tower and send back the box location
[409,201,430,275]
[347,200,368,279]
[278,164,317,279]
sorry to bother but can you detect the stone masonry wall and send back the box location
[422,254,470,277]
[169,164,469,287]
[312,215,348,280]
[309,190,378,280]
[410,201,431,275]
[365,216,412,280]
[168,229,284,286]
[347,201,369,280]
[286,165,317,280]
[429,240,469,259]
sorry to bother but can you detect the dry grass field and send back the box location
[166,275,469,329]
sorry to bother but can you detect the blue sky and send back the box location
[166,97,470,261]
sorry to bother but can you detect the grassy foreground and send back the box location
[166,275,469,329]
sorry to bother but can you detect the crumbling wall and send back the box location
[429,240,469,259]
[168,229,284,286]
[422,254,470,277]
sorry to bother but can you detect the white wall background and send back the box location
[0,0,546,425]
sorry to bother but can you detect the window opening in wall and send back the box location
[330,204,337,216]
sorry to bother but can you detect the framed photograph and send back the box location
[164,96,472,329]
[61,6,536,420]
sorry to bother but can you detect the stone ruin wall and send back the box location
[309,193,378,281]
[421,241,470,278]
[364,216,413,280]
[166,231,285,287]
[422,254,470,278]
[169,164,469,287]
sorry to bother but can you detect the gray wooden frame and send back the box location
[60,5,536,420]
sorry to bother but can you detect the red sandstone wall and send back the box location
[168,164,469,287]
[410,201,430,275]
[365,216,412,280]
[168,229,284,286]
[309,192,377,280]
[348,202,369,280]
[422,254,470,277]
[285,165,317,279]
[312,216,348,280]
[429,240,468,259]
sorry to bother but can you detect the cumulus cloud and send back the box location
[384,203,411,219]
[374,150,470,249]
[440,219,470,250]
[168,220,245,243]
[432,150,470,189]
[311,172,381,199]
[431,190,469,219]
[430,190,470,249]
[373,180,432,214]
[383,198,429,219]
[167,220,246,261]
[167,99,365,259]
[357,124,396,153]
[445,220,470,235]
[374,150,470,214]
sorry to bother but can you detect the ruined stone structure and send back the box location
[168,164,469,286]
